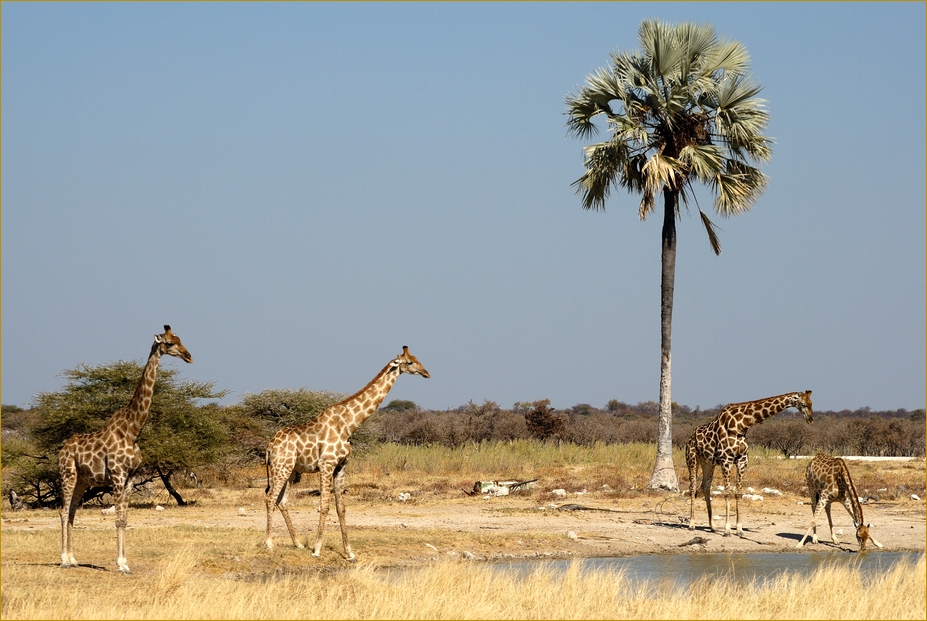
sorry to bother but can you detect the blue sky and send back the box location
[3,2,924,413]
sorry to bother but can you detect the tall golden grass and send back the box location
[3,442,924,620]
[2,546,923,620]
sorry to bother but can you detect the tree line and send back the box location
[2,360,923,509]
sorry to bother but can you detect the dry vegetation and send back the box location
[3,442,925,620]
[2,541,924,619]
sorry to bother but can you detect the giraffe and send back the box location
[264,346,429,560]
[686,391,813,537]
[58,326,192,573]
[797,453,883,552]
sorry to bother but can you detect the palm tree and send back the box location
[565,20,772,490]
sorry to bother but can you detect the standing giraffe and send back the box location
[58,326,192,573]
[264,346,429,560]
[797,453,883,552]
[686,391,813,536]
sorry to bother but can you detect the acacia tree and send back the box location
[565,20,772,490]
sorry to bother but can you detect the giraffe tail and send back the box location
[264,448,271,494]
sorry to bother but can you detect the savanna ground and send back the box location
[2,442,925,619]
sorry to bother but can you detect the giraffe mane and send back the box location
[723,391,797,409]
[329,361,396,409]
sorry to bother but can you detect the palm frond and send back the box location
[711,161,769,216]
[699,209,723,255]
[678,144,725,181]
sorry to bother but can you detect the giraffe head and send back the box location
[389,346,430,378]
[791,390,813,424]
[155,325,193,363]
[856,524,883,552]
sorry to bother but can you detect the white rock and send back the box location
[741,494,763,502]
[397,492,411,502]
[761,488,782,496]
[101,505,116,515]
[567,531,578,540]
[237,507,246,515]
[551,489,567,498]
[912,494,921,501]
[155,505,165,511]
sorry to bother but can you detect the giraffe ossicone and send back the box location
[58,325,192,573]
[797,453,883,552]
[685,390,813,537]
[264,346,430,561]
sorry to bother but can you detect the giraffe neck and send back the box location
[112,343,162,441]
[839,459,865,528]
[728,394,794,434]
[327,363,400,438]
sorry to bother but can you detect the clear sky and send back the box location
[2,3,924,413]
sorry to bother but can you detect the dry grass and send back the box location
[3,542,924,619]
[3,442,924,619]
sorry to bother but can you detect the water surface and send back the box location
[497,551,920,590]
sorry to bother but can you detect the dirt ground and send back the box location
[4,485,924,568]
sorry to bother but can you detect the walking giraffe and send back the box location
[58,326,192,573]
[797,453,883,552]
[686,391,813,536]
[264,346,429,560]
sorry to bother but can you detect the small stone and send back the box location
[567,531,578,541]
[155,505,165,511]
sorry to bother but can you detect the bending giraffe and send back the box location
[686,391,813,536]
[797,453,883,552]
[264,346,429,560]
[58,326,192,573]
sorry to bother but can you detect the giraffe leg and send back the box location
[798,496,829,548]
[826,502,839,544]
[332,463,355,561]
[686,450,698,531]
[312,465,336,558]
[265,472,303,550]
[721,465,734,537]
[689,466,698,530]
[700,461,715,532]
[278,476,304,549]
[113,481,132,574]
[807,491,821,544]
[60,477,85,568]
[734,454,746,537]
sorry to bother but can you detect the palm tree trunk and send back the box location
[648,188,680,491]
